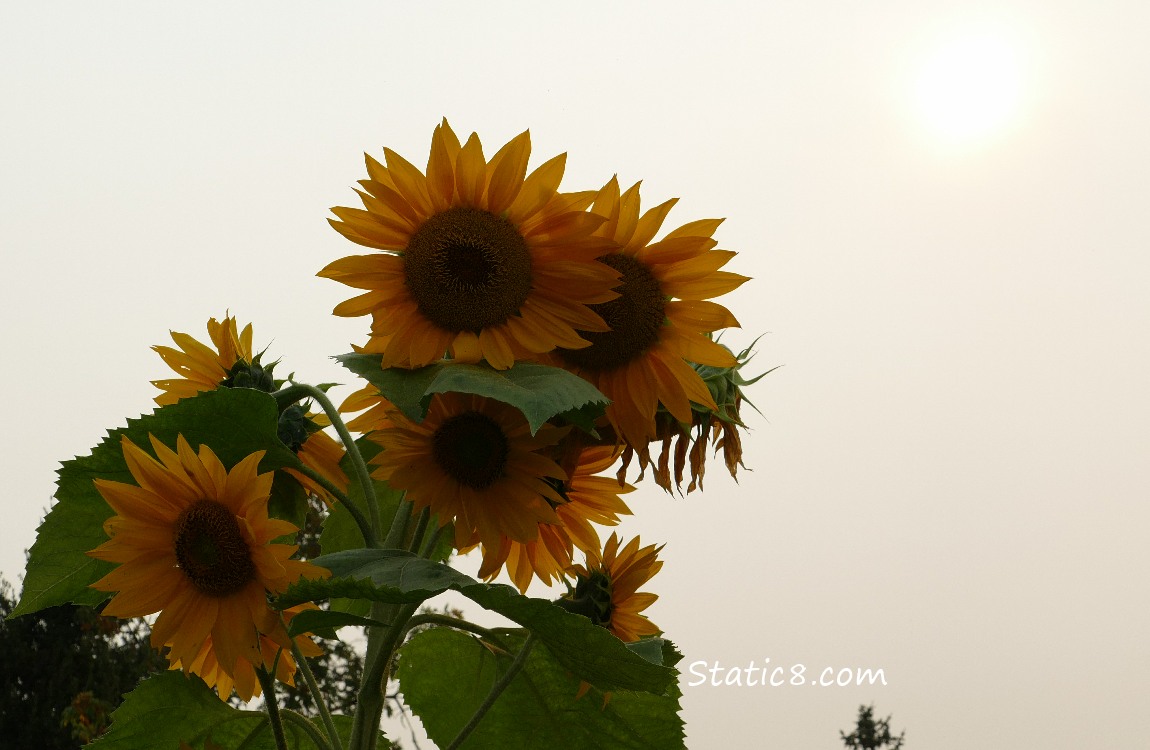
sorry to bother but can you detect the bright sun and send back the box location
[915,31,1025,144]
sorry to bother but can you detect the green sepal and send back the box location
[396,628,685,750]
[336,354,609,434]
[12,388,302,619]
[278,549,676,694]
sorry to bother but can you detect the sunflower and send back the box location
[88,434,328,686]
[152,314,257,405]
[368,393,569,549]
[152,315,349,504]
[561,532,663,642]
[318,119,621,370]
[169,605,324,702]
[540,177,749,457]
[461,446,633,593]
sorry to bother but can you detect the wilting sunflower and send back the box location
[540,177,749,457]
[461,446,633,592]
[152,315,349,504]
[368,392,569,549]
[169,605,324,702]
[152,314,259,405]
[561,532,663,642]
[318,119,621,370]
[88,434,328,684]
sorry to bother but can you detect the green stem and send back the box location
[348,601,420,750]
[292,462,377,549]
[276,382,381,541]
[280,709,333,750]
[292,640,344,750]
[255,667,289,750]
[445,633,537,750]
[398,613,501,645]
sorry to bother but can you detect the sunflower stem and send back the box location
[445,633,537,750]
[292,462,378,548]
[275,382,382,543]
[398,612,502,644]
[255,667,289,750]
[349,601,420,750]
[291,639,344,750]
[280,709,333,750]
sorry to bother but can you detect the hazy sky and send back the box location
[3,2,1148,747]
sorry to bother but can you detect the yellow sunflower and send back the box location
[461,446,634,593]
[562,532,663,642]
[88,434,328,684]
[152,314,256,405]
[540,177,749,455]
[318,119,621,370]
[169,604,324,702]
[152,315,349,504]
[368,393,569,549]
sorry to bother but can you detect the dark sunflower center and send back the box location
[557,253,665,371]
[557,570,614,627]
[404,207,533,334]
[173,499,256,597]
[432,410,510,489]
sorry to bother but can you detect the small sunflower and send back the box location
[152,315,349,504]
[561,533,663,642]
[541,177,749,456]
[152,314,259,405]
[88,434,328,684]
[368,393,569,549]
[170,605,324,702]
[461,445,634,592]
[318,119,621,370]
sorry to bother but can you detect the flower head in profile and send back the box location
[645,338,770,493]
[367,393,569,549]
[152,314,270,405]
[319,119,621,370]
[461,446,634,593]
[540,177,748,459]
[560,532,663,642]
[151,315,349,504]
[88,435,328,691]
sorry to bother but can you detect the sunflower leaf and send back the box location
[335,354,609,434]
[286,609,388,639]
[12,388,301,618]
[396,628,685,750]
[87,671,382,749]
[278,548,676,694]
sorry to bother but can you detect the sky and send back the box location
[2,1,1148,747]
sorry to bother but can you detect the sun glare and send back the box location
[914,31,1025,145]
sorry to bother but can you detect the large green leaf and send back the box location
[279,549,676,694]
[88,671,286,749]
[12,388,301,618]
[396,628,685,750]
[336,354,608,434]
[88,671,390,749]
